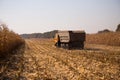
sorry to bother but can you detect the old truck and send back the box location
[54,30,86,49]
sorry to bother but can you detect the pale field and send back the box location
[0,39,120,80]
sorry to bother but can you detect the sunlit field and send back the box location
[0,38,119,80]
[0,0,120,79]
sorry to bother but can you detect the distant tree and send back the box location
[21,30,58,38]
[116,24,120,32]
[98,29,111,33]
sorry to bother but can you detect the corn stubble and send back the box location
[0,25,25,79]
[3,39,117,80]
[0,27,120,79]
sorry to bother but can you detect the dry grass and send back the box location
[0,24,25,79]
[0,30,120,79]
[0,39,119,79]
[86,32,120,46]
[1,39,118,80]
[0,24,25,57]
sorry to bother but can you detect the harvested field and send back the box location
[0,39,120,80]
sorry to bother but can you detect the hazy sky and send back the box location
[0,0,120,34]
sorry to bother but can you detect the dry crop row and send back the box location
[0,24,25,57]
[0,38,119,79]
[86,32,120,46]
[21,39,120,80]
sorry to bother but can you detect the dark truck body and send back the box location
[54,30,86,49]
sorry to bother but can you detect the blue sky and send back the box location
[0,0,120,34]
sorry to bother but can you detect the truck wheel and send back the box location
[67,43,72,50]
[80,42,84,49]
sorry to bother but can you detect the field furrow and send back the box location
[21,39,120,80]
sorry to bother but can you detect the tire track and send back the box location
[27,39,86,79]
[24,39,120,80]
[25,39,85,79]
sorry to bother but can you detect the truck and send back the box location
[54,30,86,49]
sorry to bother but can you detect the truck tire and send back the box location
[80,42,84,49]
[67,43,72,50]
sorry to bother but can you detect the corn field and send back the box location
[0,24,25,57]
[0,25,120,79]
[0,39,119,79]
[86,32,120,46]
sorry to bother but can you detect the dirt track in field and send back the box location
[15,39,119,80]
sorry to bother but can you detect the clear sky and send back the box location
[0,0,120,34]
